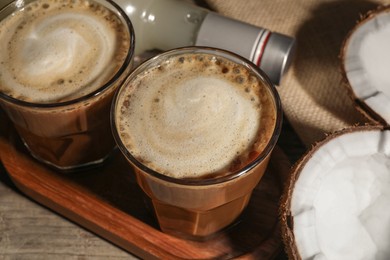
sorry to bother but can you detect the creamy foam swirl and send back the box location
[0,0,130,103]
[117,54,276,179]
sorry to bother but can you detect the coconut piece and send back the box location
[280,126,390,260]
[341,5,390,125]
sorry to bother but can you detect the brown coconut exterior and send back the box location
[279,125,386,260]
[340,5,390,126]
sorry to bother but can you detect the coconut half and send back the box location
[280,126,390,260]
[341,5,390,125]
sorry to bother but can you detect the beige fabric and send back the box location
[205,0,390,146]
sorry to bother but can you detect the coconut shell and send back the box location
[340,5,390,126]
[279,124,386,260]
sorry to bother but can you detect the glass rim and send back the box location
[0,0,135,108]
[111,46,283,186]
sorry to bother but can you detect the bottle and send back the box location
[114,0,295,85]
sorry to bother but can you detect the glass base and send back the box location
[22,138,117,173]
[159,217,244,241]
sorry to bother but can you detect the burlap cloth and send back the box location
[203,0,390,147]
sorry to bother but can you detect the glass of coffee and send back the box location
[0,0,135,171]
[112,47,282,239]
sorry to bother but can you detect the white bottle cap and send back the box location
[195,12,296,85]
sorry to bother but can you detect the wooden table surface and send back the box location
[0,171,136,259]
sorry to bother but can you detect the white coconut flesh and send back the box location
[343,8,390,123]
[290,129,390,260]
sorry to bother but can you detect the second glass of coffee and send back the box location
[0,0,135,171]
[112,47,282,239]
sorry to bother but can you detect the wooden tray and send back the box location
[0,110,291,259]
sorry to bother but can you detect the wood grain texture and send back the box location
[0,180,134,259]
[0,106,292,259]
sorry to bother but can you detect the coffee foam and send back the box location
[0,0,130,103]
[117,54,276,179]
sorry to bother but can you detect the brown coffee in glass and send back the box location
[112,47,282,239]
[0,0,135,171]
